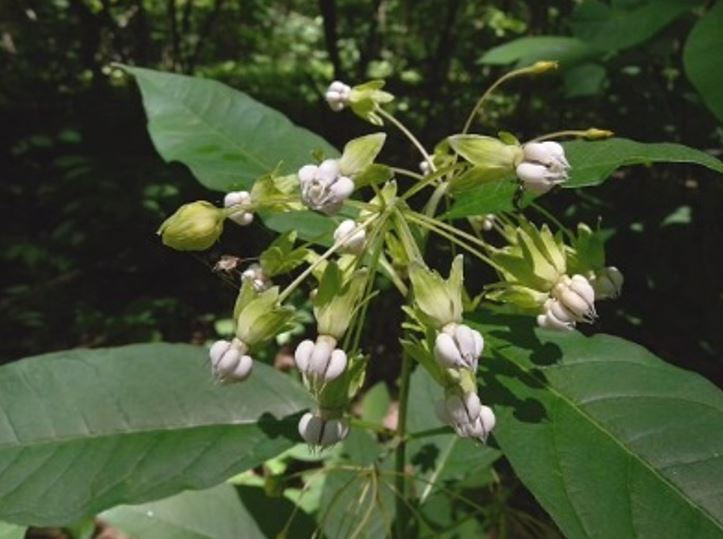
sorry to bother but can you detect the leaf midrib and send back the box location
[495,346,723,533]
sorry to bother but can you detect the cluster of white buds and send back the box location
[516,141,570,194]
[436,391,496,443]
[223,190,254,226]
[298,412,349,446]
[298,159,354,215]
[333,219,366,255]
[241,263,271,292]
[325,81,352,112]
[294,335,347,382]
[209,338,253,381]
[590,266,624,299]
[537,274,596,330]
[434,322,484,371]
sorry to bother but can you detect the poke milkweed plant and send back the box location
[1,61,723,539]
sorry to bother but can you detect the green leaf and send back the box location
[0,522,24,539]
[563,63,607,97]
[0,343,312,526]
[563,138,723,187]
[339,133,386,177]
[470,312,723,538]
[123,66,338,192]
[479,36,601,68]
[446,179,520,218]
[684,1,723,123]
[101,484,262,539]
[571,0,695,52]
[360,382,391,425]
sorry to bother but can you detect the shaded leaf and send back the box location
[684,1,723,123]
[101,484,262,539]
[479,36,600,68]
[470,312,723,538]
[0,344,312,526]
[124,66,338,192]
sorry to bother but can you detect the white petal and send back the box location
[209,340,231,367]
[330,176,354,200]
[230,355,253,381]
[479,405,496,434]
[463,392,482,420]
[309,339,333,377]
[570,274,595,305]
[224,191,245,207]
[294,339,315,372]
[317,159,340,182]
[325,349,347,381]
[297,164,318,184]
[216,348,241,376]
[434,332,463,368]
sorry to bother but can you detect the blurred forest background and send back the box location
[1,0,721,388]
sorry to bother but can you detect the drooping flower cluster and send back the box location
[155,66,623,454]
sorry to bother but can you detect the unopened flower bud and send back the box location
[517,141,570,194]
[552,274,596,323]
[333,219,366,254]
[433,323,484,371]
[325,81,352,112]
[591,266,623,299]
[158,201,224,251]
[419,160,432,176]
[298,159,354,215]
[209,338,253,381]
[224,190,254,226]
[438,392,495,442]
[298,412,349,446]
[294,335,347,382]
[537,298,577,331]
[241,263,271,292]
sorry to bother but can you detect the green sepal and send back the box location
[498,131,520,146]
[235,286,296,346]
[250,172,302,213]
[448,166,514,194]
[353,163,393,189]
[339,133,386,177]
[313,263,369,339]
[157,201,224,251]
[317,352,367,411]
[349,80,394,125]
[484,283,548,311]
[408,255,464,329]
[448,135,522,169]
[567,223,607,274]
[259,231,308,277]
[401,337,446,387]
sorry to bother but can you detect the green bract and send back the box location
[157,201,225,251]
[349,80,394,125]
[338,133,387,177]
[259,231,308,277]
[313,262,368,340]
[409,255,465,329]
[234,285,295,346]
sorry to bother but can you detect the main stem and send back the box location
[394,350,413,539]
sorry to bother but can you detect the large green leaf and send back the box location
[0,522,24,539]
[571,0,695,52]
[479,36,601,68]
[0,344,312,526]
[563,138,723,187]
[124,66,338,192]
[470,312,723,538]
[684,1,723,123]
[101,484,262,539]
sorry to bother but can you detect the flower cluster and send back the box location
[156,67,621,453]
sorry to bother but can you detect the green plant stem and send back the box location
[278,215,376,303]
[394,350,413,539]
[391,166,425,181]
[423,182,448,217]
[378,108,435,171]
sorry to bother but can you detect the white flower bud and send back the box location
[298,412,349,446]
[325,81,352,112]
[439,392,495,442]
[241,263,271,292]
[517,141,570,194]
[297,159,354,215]
[419,160,432,176]
[522,141,570,171]
[591,266,624,299]
[481,214,495,231]
[537,297,577,331]
[209,338,253,381]
[294,335,347,382]
[333,219,366,254]
[433,323,484,371]
[224,191,254,226]
[552,274,596,323]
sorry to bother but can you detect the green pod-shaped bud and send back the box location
[409,255,465,329]
[157,201,224,251]
[313,262,368,340]
[235,286,295,346]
